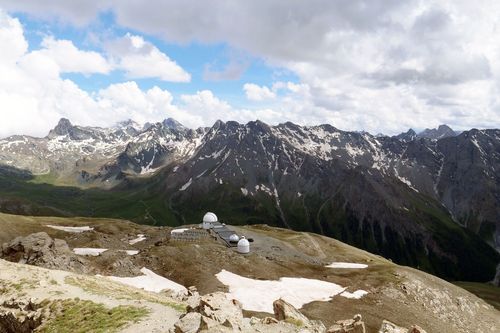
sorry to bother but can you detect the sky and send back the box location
[0,0,499,138]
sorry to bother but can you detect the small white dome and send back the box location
[203,212,218,223]
[229,234,240,242]
[237,236,250,254]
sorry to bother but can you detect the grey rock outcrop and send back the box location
[378,320,427,333]
[1,232,88,273]
[327,314,365,333]
[273,299,326,332]
[172,292,327,333]
[173,312,203,333]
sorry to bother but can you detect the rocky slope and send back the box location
[0,119,498,282]
[0,212,498,333]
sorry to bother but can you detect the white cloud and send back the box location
[1,2,500,133]
[106,33,191,82]
[0,11,27,64]
[97,82,179,124]
[0,11,188,138]
[243,83,276,101]
[33,37,111,75]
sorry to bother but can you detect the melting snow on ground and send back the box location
[326,262,368,269]
[108,267,187,294]
[179,178,192,191]
[340,290,368,299]
[170,228,189,234]
[73,248,108,256]
[129,234,146,245]
[124,250,139,255]
[215,270,368,313]
[46,225,94,233]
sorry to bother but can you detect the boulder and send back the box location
[1,232,88,273]
[378,320,427,333]
[198,293,243,330]
[327,314,365,333]
[273,299,326,332]
[199,315,219,331]
[174,312,202,333]
[407,325,427,333]
[273,299,310,326]
[378,320,408,333]
[262,317,280,324]
[173,292,328,333]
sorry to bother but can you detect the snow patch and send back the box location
[216,269,368,313]
[129,234,146,245]
[73,248,107,256]
[180,178,192,191]
[120,250,139,256]
[46,225,94,233]
[326,262,368,269]
[170,228,189,234]
[107,267,187,294]
[340,290,368,299]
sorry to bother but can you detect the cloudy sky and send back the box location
[0,0,499,138]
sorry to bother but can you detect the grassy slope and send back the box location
[0,212,498,332]
[0,169,498,283]
[0,171,176,226]
[40,299,149,333]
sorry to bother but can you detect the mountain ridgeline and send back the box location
[0,118,498,282]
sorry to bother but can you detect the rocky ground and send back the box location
[0,212,499,332]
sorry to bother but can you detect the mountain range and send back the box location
[0,118,498,282]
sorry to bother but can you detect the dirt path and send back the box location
[304,232,327,259]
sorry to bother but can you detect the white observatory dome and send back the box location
[237,236,250,254]
[203,212,218,223]
[229,234,240,243]
[202,212,218,229]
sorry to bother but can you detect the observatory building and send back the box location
[200,211,251,253]
[237,236,250,254]
[202,212,219,229]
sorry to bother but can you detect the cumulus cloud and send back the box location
[1,1,500,133]
[0,11,189,138]
[26,37,110,75]
[243,83,276,101]
[106,33,191,82]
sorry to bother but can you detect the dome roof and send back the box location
[229,234,240,242]
[203,212,218,223]
[237,236,250,254]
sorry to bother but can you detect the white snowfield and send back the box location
[73,248,108,256]
[46,225,94,233]
[108,267,187,294]
[121,250,139,256]
[129,234,146,245]
[326,262,368,269]
[170,228,189,234]
[340,290,369,299]
[215,270,368,313]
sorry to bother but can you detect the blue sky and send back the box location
[0,1,499,138]
[16,10,297,107]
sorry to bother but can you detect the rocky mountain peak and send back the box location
[394,128,417,142]
[418,124,457,140]
[246,119,271,133]
[115,119,142,130]
[47,118,73,138]
[162,118,186,131]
